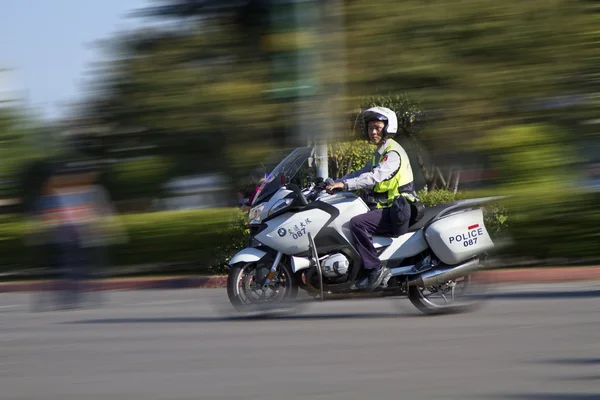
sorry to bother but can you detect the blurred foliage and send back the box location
[500,189,600,258]
[0,208,241,274]
[475,123,581,190]
[470,122,595,258]
[1,192,598,275]
[112,208,239,268]
[62,0,600,196]
[75,3,285,182]
[343,0,600,149]
[3,0,600,270]
[327,140,374,179]
[209,209,252,274]
[0,109,27,181]
[0,107,52,199]
[479,202,510,239]
[100,156,172,201]
[416,189,466,206]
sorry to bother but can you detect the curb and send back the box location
[475,266,600,284]
[0,276,228,293]
[1,267,600,293]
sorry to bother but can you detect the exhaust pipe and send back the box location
[408,258,481,287]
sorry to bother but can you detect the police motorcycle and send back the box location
[226,146,503,315]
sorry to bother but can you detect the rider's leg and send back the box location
[349,208,393,290]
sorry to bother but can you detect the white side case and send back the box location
[424,208,494,265]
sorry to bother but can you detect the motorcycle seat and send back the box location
[377,202,459,238]
[407,202,459,232]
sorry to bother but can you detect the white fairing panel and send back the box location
[377,230,428,262]
[318,193,370,245]
[255,208,331,255]
[425,208,495,265]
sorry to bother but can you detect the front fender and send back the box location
[228,247,268,267]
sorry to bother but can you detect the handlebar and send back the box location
[297,181,344,204]
[283,178,348,206]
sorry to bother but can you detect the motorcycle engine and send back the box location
[321,253,350,278]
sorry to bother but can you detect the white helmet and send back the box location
[362,106,398,140]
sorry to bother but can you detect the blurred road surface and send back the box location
[1,282,599,400]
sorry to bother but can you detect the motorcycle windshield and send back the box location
[251,146,314,206]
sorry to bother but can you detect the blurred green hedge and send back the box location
[484,187,600,259]
[111,208,242,268]
[0,190,513,275]
[1,187,599,275]
[0,208,242,275]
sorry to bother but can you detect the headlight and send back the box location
[248,203,265,225]
[268,198,294,216]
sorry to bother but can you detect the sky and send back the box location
[0,0,150,121]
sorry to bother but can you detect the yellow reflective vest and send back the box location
[372,139,414,208]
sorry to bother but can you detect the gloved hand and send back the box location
[325,181,345,194]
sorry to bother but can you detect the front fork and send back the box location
[261,251,283,290]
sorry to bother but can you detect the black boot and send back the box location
[365,266,391,291]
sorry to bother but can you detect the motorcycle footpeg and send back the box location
[351,277,369,290]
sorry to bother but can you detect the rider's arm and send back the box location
[335,162,371,183]
[342,151,401,191]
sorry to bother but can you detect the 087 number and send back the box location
[463,238,478,247]
[292,228,307,240]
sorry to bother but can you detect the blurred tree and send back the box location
[73,1,285,183]
[70,0,600,199]
[131,0,270,50]
[101,156,172,201]
[0,109,37,177]
[473,122,591,258]
[0,107,52,200]
[327,139,373,180]
[342,0,600,151]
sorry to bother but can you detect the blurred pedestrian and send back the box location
[29,163,127,310]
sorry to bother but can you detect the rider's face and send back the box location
[368,121,385,145]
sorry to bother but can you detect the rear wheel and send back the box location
[408,273,486,315]
[227,259,299,313]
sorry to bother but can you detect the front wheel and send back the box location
[227,259,299,313]
[408,274,487,315]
